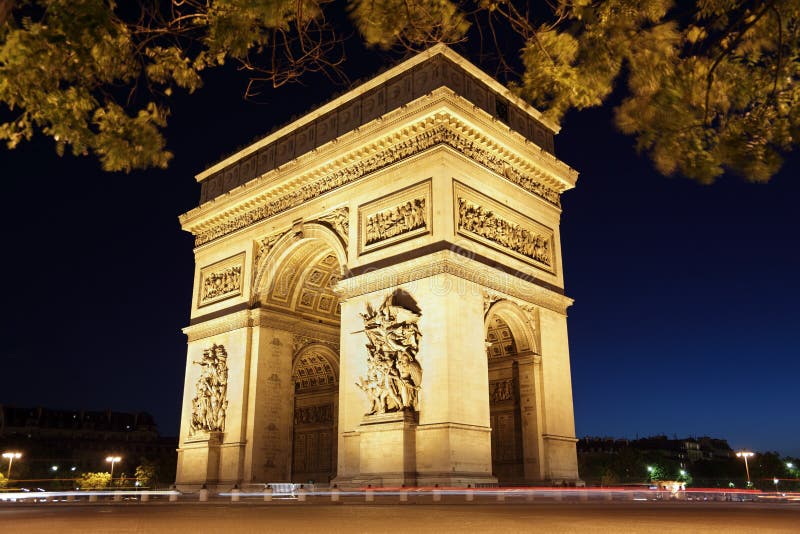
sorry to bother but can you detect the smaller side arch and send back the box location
[485,300,537,355]
[292,343,340,392]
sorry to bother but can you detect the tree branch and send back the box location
[703,1,775,123]
[0,0,14,27]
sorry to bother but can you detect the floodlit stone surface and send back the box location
[176,45,580,490]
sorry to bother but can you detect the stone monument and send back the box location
[175,44,581,489]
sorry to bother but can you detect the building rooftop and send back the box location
[196,44,560,205]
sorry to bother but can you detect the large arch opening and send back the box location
[255,230,345,485]
[485,301,537,485]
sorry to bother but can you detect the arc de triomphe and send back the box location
[175,45,581,489]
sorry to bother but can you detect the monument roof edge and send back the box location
[194,44,559,183]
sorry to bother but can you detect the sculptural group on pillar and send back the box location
[356,293,423,415]
[190,344,229,435]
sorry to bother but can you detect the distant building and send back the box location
[0,404,176,481]
[578,434,734,466]
[577,437,631,454]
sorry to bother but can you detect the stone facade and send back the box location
[175,45,581,489]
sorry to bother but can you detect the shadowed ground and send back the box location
[1,501,798,533]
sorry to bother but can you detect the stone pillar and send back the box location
[538,308,580,482]
[175,319,253,490]
[177,432,223,487]
[335,295,365,484]
[242,322,294,483]
[517,354,545,482]
[413,275,495,487]
[334,274,496,487]
[356,412,417,486]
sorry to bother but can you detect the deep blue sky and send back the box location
[1,46,798,457]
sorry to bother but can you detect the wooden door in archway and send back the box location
[291,348,338,484]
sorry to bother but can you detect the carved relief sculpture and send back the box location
[294,403,334,425]
[316,207,350,245]
[255,230,288,266]
[359,180,432,254]
[190,344,229,435]
[194,123,562,246]
[458,197,552,267]
[199,254,245,306]
[201,265,242,302]
[356,293,423,415]
[365,198,426,245]
[490,378,514,403]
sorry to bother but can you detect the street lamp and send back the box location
[105,456,122,480]
[2,452,22,480]
[774,477,779,493]
[736,450,755,486]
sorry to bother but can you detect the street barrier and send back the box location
[0,487,792,505]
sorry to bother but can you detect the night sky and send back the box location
[1,44,798,458]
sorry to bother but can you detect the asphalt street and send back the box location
[1,501,798,533]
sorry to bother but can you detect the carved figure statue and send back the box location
[356,293,423,415]
[317,207,350,244]
[189,344,229,435]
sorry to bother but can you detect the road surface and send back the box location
[1,501,798,533]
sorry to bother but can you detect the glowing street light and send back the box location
[736,450,755,485]
[106,456,122,480]
[2,451,22,480]
[787,462,795,470]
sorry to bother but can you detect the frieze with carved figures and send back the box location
[455,182,556,274]
[359,180,432,254]
[489,378,515,403]
[294,403,334,425]
[193,123,561,246]
[198,253,245,306]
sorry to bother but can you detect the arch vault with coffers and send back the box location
[175,45,582,489]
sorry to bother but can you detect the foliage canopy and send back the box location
[75,471,111,489]
[135,459,158,487]
[1,0,798,182]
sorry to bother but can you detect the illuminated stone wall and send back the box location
[175,45,580,490]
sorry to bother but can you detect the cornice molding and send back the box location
[251,308,340,346]
[181,91,577,248]
[182,310,252,342]
[542,434,579,443]
[334,249,573,314]
[182,308,340,344]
